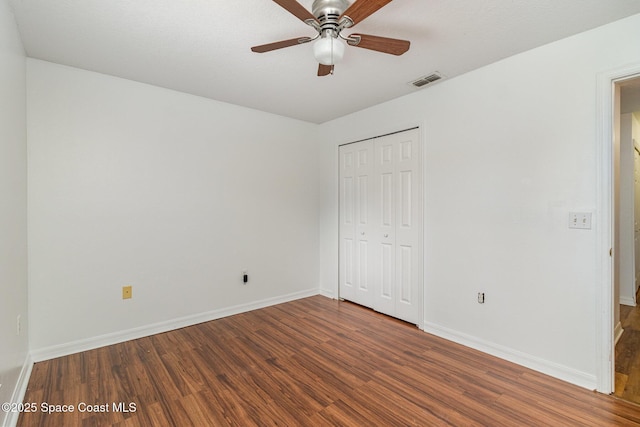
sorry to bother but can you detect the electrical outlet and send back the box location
[477,292,485,304]
[243,270,248,284]
[122,285,132,299]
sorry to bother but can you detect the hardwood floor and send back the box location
[616,302,640,405]
[18,296,640,426]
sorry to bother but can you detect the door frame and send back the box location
[336,124,426,328]
[596,64,640,393]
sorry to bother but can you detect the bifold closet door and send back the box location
[339,128,422,325]
[339,140,375,308]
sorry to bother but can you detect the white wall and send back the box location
[318,14,640,388]
[0,0,28,423]
[27,59,320,355]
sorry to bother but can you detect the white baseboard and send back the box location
[3,354,34,427]
[423,321,597,390]
[318,287,335,299]
[31,288,320,362]
[615,321,624,345]
[620,296,636,306]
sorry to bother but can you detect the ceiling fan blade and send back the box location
[347,33,410,55]
[340,0,393,27]
[251,37,313,53]
[273,0,318,24]
[318,64,334,76]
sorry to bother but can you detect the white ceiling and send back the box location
[9,0,640,124]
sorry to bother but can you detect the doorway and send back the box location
[597,65,640,395]
[613,76,640,403]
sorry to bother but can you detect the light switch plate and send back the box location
[569,212,592,229]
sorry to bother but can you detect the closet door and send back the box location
[339,145,357,302]
[339,128,422,325]
[371,129,422,323]
[391,129,422,324]
[372,136,396,317]
[339,141,374,307]
[354,141,375,308]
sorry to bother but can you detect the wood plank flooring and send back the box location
[616,302,640,404]
[18,296,640,426]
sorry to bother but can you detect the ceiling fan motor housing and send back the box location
[312,0,350,29]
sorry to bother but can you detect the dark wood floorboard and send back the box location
[19,296,640,426]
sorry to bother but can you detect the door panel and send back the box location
[354,140,374,307]
[359,241,369,291]
[399,245,412,303]
[393,130,422,323]
[340,140,374,307]
[380,173,394,227]
[400,139,412,161]
[380,242,395,311]
[381,144,393,165]
[339,146,356,302]
[357,176,368,225]
[344,238,354,286]
[381,244,393,296]
[343,176,354,225]
[400,170,412,228]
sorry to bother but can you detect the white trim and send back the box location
[620,296,636,306]
[614,321,624,345]
[596,63,640,394]
[318,288,335,299]
[30,289,319,362]
[3,354,34,427]
[420,121,427,332]
[596,67,614,395]
[424,321,597,390]
[335,140,340,301]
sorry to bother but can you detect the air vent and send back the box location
[410,72,444,88]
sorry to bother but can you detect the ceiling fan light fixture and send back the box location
[313,34,345,66]
[252,0,411,76]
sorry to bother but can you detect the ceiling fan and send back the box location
[251,0,410,76]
